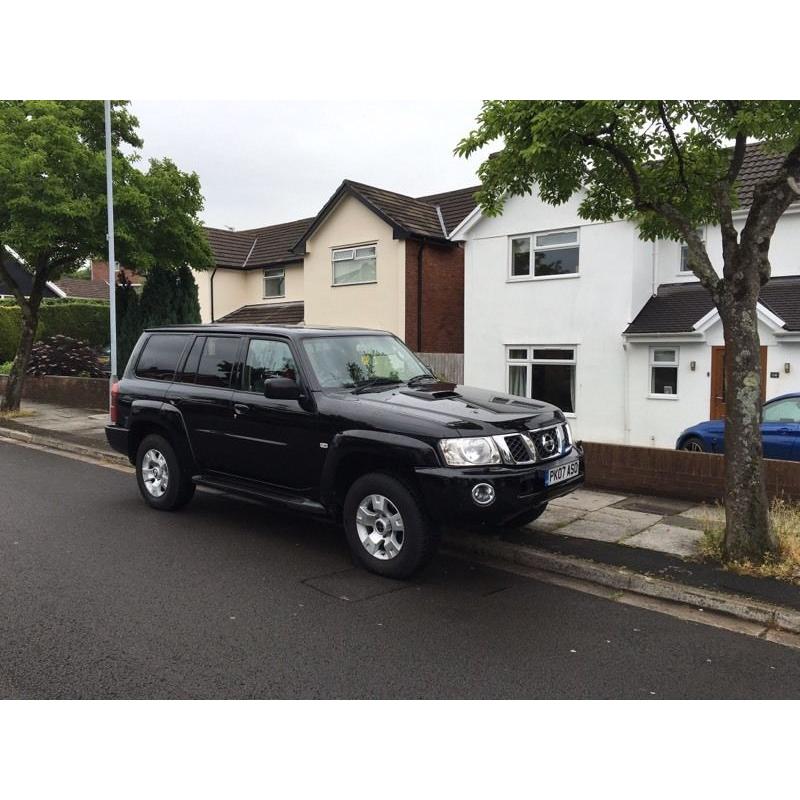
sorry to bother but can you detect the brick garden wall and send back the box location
[582,441,800,502]
[0,375,108,410]
[404,241,464,354]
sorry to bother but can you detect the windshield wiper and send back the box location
[352,377,403,394]
[407,373,437,386]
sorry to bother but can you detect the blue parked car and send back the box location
[676,393,800,461]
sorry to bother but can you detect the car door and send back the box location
[228,336,327,493]
[761,397,800,461]
[165,334,243,473]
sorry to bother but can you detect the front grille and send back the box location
[529,426,563,461]
[505,435,531,463]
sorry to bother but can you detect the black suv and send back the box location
[106,325,584,578]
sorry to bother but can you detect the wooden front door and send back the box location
[710,345,768,419]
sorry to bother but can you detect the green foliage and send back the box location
[26,335,104,378]
[0,360,11,375]
[456,101,800,242]
[0,300,109,361]
[115,265,201,371]
[0,100,214,278]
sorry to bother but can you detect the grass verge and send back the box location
[0,409,36,421]
[699,498,800,582]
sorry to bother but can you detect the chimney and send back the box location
[91,259,110,283]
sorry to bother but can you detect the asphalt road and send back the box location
[1,439,798,699]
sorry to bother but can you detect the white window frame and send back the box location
[508,228,580,282]
[649,346,680,399]
[679,227,706,274]
[331,243,377,287]
[263,267,286,299]
[506,345,577,416]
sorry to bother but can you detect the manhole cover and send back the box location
[612,496,694,516]
[303,568,410,601]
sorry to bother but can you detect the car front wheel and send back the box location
[681,436,707,453]
[343,472,440,579]
[135,433,195,511]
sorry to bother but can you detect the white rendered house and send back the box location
[451,145,800,448]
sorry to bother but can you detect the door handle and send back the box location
[234,403,251,416]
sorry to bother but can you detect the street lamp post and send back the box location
[104,100,118,404]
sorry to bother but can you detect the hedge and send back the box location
[0,299,110,362]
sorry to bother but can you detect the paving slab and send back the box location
[681,504,725,524]
[555,517,633,543]
[583,506,663,537]
[550,488,626,512]
[662,514,706,531]
[526,504,586,533]
[623,523,705,558]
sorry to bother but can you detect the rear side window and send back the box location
[196,336,241,388]
[135,334,190,381]
[176,336,205,383]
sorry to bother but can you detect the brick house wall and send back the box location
[404,240,464,354]
[91,260,144,285]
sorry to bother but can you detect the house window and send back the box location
[332,245,377,286]
[650,347,679,395]
[263,268,285,298]
[509,229,579,279]
[506,346,576,413]
[680,228,705,272]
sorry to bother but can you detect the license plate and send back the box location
[545,459,580,486]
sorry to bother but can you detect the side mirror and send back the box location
[263,377,303,400]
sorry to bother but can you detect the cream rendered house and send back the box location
[197,180,478,361]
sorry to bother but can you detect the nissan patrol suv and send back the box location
[106,325,584,578]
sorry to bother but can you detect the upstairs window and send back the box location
[510,229,579,279]
[680,228,705,272]
[507,346,576,413]
[263,267,285,298]
[650,347,679,396]
[332,245,377,286]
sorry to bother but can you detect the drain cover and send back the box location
[612,496,694,516]
[303,568,410,601]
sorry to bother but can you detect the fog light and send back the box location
[471,483,496,506]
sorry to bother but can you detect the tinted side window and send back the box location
[196,336,240,388]
[135,334,190,381]
[242,339,297,393]
[176,336,205,383]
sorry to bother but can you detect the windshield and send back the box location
[303,334,431,389]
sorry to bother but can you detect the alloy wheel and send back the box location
[141,449,170,497]
[355,494,405,560]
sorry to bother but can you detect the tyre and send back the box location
[343,472,440,579]
[135,433,195,511]
[681,436,707,453]
[504,502,548,528]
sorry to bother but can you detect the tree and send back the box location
[456,101,800,561]
[0,100,213,412]
[115,263,201,371]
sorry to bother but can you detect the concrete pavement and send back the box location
[2,437,799,699]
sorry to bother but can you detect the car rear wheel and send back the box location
[135,433,195,511]
[343,472,440,579]
[681,436,707,453]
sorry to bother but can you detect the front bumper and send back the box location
[414,445,585,525]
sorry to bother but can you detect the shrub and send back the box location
[0,360,12,375]
[0,300,109,361]
[26,335,105,378]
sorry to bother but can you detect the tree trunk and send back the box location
[718,295,777,560]
[0,310,37,412]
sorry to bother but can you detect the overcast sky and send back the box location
[131,100,488,231]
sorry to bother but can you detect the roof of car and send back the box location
[143,323,393,338]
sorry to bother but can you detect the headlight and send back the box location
[439,437,501,467]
